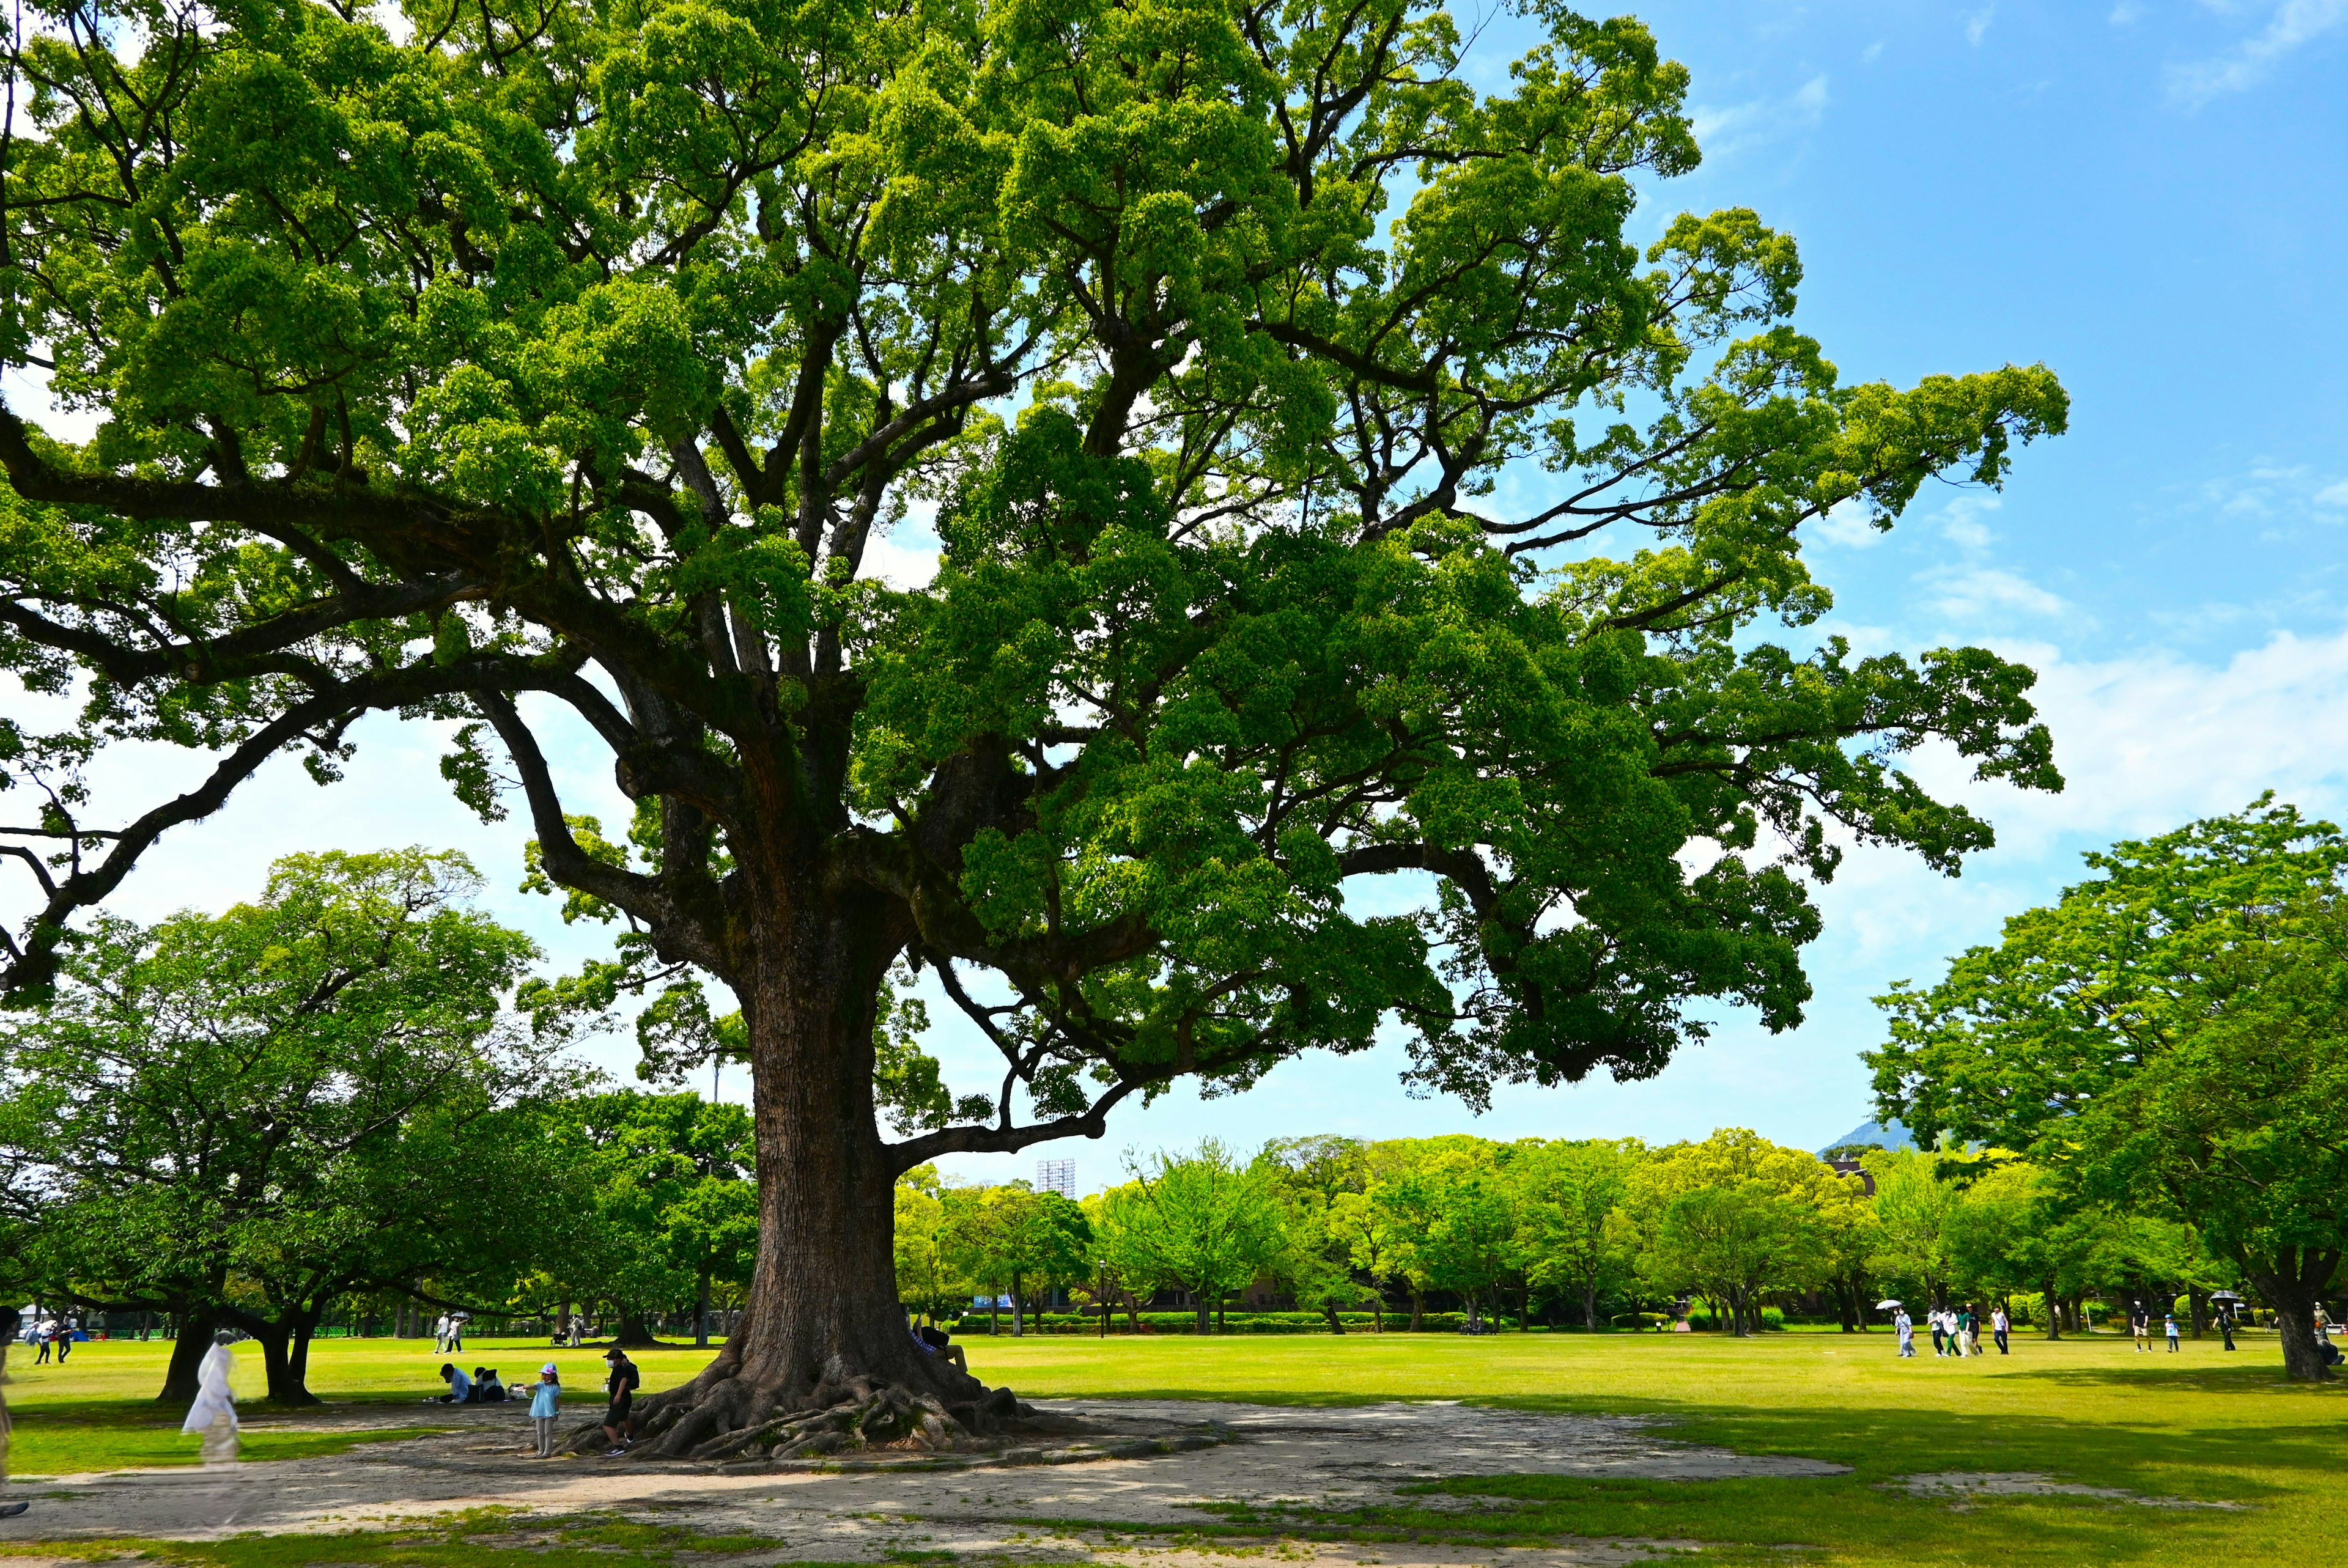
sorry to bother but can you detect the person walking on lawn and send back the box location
[600,1348,641,1456]
[2131,1301,2151,1352]
[528,1364,563,1457]
[1896,1309,1916,1357]
[1992,1305,2010,1355]
[2165,1313,2182,1352]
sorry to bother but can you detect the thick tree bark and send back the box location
[696,1271,712,1349]
[2245,1245,2341,1382]
[2041,1281,2062,1340]
[245,1316,322,1405]
[618,889,1006,1460]
[157,1309,217,1404]
[1582,1283,1599,1331]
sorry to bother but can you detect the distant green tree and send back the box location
[1259,1137,1379,1331]
[948,1183,1091,1336]
[1514,1138,1645,1329]
[550,1089,758,1345]
[893,1166,972,1327]
[0,850,570,1402]
[1379,1146,1520,1329]
[1102,1142,1285,1333]
[1615,1128,1839,1335]
[1863,1148,1960,1312]
[1870,800,2348,1378]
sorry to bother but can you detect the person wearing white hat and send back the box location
[528,1364,563,1457]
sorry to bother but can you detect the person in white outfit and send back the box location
[181,1332,240,1465]
[529,1363,563,1457]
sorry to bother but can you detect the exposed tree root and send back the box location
[566,1354,1037,1462]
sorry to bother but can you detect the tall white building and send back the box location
[1036,1158,1077,1199]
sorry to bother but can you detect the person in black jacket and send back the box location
[600,1349,641,1455]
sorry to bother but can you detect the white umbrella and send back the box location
[1875,1300,1903,1310]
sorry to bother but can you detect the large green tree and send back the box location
[1870,800,2348,1379]
[0,849,570,1403]
[0,0,2064,1449]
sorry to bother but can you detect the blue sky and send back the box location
[11,0,2348,1190]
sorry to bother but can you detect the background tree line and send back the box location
[892,1128,2263,1346]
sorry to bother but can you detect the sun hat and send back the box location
[542,1363,559,1375]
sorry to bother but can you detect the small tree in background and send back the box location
[1615,1129,1839,1336]
[0,850,574,1402]
[1260,1138,1379,1333]
[1516,1138,1646,1330]
[895,1167,972,1328]
[1102,1142,1284,1333]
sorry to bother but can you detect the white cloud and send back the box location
[2110,2,2142,24]
[1691,73,1830,160]
[1966,7,1996,45]
[1812,498,1887,548]
[2314,479,2348,508]
[1919,565,2070,620]
[1861,40,1886,63]
[1938,493,2001,551]
[2167,0,2348,105]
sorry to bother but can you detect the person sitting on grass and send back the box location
[436,1363,473,1403]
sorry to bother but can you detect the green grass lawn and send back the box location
[6,1327,2345,1566]
[1,1334,724,1476]
[959,1328,2348,1567]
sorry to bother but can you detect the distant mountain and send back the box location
[1819,1119,1914,1157]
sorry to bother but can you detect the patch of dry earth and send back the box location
[0,1398,1843,1563]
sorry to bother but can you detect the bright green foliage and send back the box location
[1869,798,2348,1375]
[543,1089,758,1341]
[1258,1136,1381,1328]
[1095,1140,1285,1331]
[892,1165,973,1323]
[1512,1138,1645,1329]
[943,1181,1091,1334]
[0,849,571,1400]
[1612,1128,1847,1336]
[1373,1144,1521,1325]
[0,0,2066,1191]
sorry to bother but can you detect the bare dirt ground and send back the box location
[1,1399,1849,1565]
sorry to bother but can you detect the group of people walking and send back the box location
[1894,1305,2010,1357]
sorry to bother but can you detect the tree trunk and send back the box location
[1582,1281,1599,1331]
[1323,1301,1343,1335]
[2042,1281,2062,1340]
[246,1317,322,1405]
[615,900,1003,1460]
[556,1301,572,1343]
[696,1269,712,1349]
[2189,1287,2206,1339]
[157,1309,217,1404]
[1408,1290,1423,1331]
[1193,1293,1209,1335]
[2245,1246,2341,1382]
